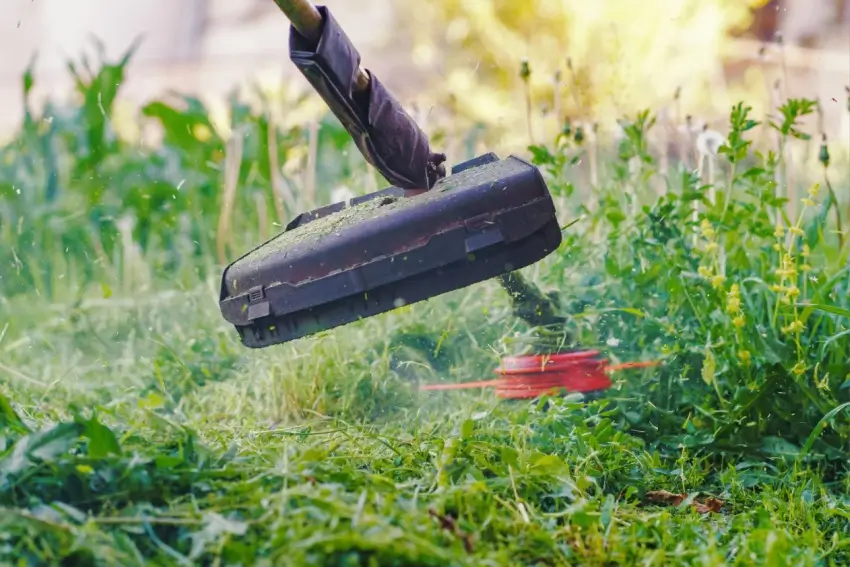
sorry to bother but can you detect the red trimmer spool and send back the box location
[494,350,612,399]
[419,349,659,400]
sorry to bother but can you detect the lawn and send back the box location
[1,51,849,566]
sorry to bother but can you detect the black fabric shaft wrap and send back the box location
[288,5,446,190]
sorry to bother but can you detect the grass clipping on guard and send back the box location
[242,196,402,263]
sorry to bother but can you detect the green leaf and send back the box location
[583,307,650,319]
[820,329,850,358]
[500,446,519,468]
[189,512,249,560]
[155,455,185,469]
[0,422,83,479]
[741,167,766,179]
[0,392,29,434]
[52,501,88,524]
[531,454,564,472]
[528,144,555,165]
[81,415,121,458]
[459,419,474,440]
[798,303,850,319]
[799,402,850,459]
[760,436,800,458]
[600,494,616,528]
[701,349,716,387]
[22,55,36,98]
[570,509,600,529]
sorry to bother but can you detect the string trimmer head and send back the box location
[219,153,562,348]
[218,2,562,348]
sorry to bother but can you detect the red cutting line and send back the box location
[419,359,661,392]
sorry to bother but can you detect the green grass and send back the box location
[2,48,850,566]
[3,282,849,566]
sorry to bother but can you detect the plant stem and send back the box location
[824,172,844,251]
[497,272,564,329]
[305,120,319,209]
[267,111,296,223]
[553,71,562,133]
[589,123,599,188]
[216,130,244,266]
[693,152,704,247]
[524,82,534,145]
[778,135,788,224]
[497,272,569,352]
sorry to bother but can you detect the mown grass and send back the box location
[3,282,849,566]
[1,49,849,565]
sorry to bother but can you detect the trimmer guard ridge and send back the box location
[219,153,562,348]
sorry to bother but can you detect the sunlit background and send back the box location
[3,0,849,150]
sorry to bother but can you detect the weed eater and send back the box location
[218,1,653,397]
[219,0,561,347]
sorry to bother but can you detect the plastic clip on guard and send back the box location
[275,0,447,193]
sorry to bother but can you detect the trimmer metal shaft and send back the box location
[270,0,446,191]
[271,0,371,92]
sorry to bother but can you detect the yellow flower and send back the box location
[193,123,212,142]
[772,243,782,252]
[769,284,784,293]
[726,283,742,314]
[785,285,800,299]
[801,244,811,257]
[726,297,741,314]
[283,145,309,176]
[789,226,805,237]
[705,242,719,253]
[791,361,807,376]
[800,264,812,272]
[700,218,715,239]
[774,222,785,238]
[698,266,712,278]
[807,183,821,198]
[711,274,726,289]
[775,255,797,279]
[732,315,745,328]
[782,320,804,334]
[801,198,816,207]
[738,350,752,366]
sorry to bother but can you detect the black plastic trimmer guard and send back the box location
[219,153,562,348]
